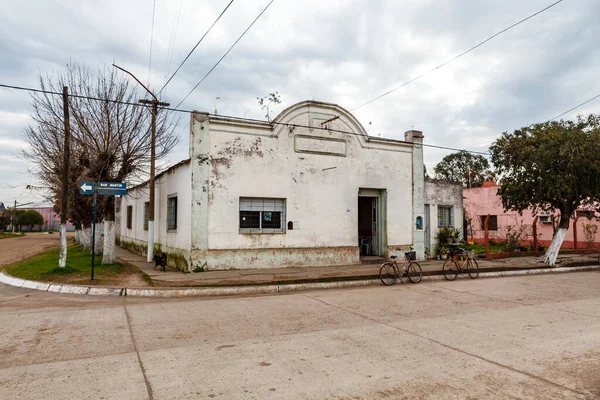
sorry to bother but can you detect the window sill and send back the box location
[239,230,286,235]
[167,229,177,233]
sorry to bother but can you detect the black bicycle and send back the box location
[379,249,423,285]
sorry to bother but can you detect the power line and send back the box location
[174,0,274,109]
[159,0,235,96]
[162,0,184,89]
[351,0,564,112]
[0,81,488,155]
[549,93,600,121]
[147,0,157,87]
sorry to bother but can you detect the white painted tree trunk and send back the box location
[59,224,67,268]
[542,227,568,267]
[93,222,103,255]
[74,229,80,244]
[102,220,116,264]
[82,226,92,250]
[147,220,154,262]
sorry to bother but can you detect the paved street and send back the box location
[1,271,599,399]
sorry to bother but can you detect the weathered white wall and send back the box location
[424,179,464,254]
[119,161,192,256]
[189,101,420,269]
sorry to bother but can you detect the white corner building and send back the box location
[120,101,425,271]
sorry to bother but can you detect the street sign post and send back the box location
[78,180,127,280]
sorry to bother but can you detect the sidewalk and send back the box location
[114,246,600,287]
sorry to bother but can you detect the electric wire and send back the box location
[147,0,157,87]
[0,82,489,155]
[158,0,235,95]
[162,0,184,89]
[351,0,564,112]
[549,93,600,121]
[174,0,274,109]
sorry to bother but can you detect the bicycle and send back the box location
[379,249,423,285]
[442,245,479,280]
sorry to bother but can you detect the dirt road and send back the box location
[0,233,69,266]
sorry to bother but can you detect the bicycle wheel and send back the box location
[407,262,423,283]
[379,263,397,286]
[467,258,479,279]
[442,259,459,281]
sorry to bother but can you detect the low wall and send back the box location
[190,246,360,271]
[119,237,191,272]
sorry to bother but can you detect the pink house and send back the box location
[20,207,75,231]
[463,182,600,249]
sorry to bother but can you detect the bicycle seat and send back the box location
[390,255,398,259]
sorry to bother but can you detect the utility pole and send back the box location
[59,86,71,268]
[112,64,169,262]
[12,200,16,233]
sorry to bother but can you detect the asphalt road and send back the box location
[0,272,599,399]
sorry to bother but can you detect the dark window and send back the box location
[126,206,133,229]
[287,221,294,230]
[438,206,454,227]
[577,210,594,220]
[167,196,177,230]
[239,197,285,232]
[143,202,149,231]
[480,215,498,231]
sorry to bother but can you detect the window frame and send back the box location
[126,206,133,229]
[143,202,149,231]
[437,205,454,228]
[167,194,178,231]
[480,215,498,231]
[239,197,286,234]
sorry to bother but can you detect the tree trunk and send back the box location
[542,214,570,267]
[82,224,92,250]
[102,197,116,264]
[93,222,103,255]
[59,224,67,268]
[101,221,115,264]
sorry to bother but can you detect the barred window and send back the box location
[143,202,149,231]
[239,197,286,233]
[126,206,133,229]
[167,195,177,231]
[438,206,454,227]
[480,215,498,231]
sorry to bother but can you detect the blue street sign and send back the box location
[79,181,94,195]
[97,181,127,196]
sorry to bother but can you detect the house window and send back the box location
[167,195,177,231]
[576,210,594,220]
[126,206,133,229]
[437,206,454,227]
[239,197,286,233]
[143,202,149,230]
[480,215,498,231]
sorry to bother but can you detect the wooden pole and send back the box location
[484,215,490,259]
[59,86,70,267]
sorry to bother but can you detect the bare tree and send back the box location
[22,62,178,264]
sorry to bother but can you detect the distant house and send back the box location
[120,100,427,271]
[15,207,75,232]
[463,181,600,248]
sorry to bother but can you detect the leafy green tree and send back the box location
[19,210,44,231]
[433,151,494,188]
[490,114,600,266]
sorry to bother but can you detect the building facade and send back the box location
[424,179,464,255]
[120,101,426,270]
[464,181,600,248]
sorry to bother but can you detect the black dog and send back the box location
[153,253,167,272]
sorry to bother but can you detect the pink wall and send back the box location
[463,182,600,249]
[21,207,75,231]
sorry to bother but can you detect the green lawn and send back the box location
[5,242,123,283]
[0,232,25,239]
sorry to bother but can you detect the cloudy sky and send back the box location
[1,0,599,206]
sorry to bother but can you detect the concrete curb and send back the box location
[1,265,599,297]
